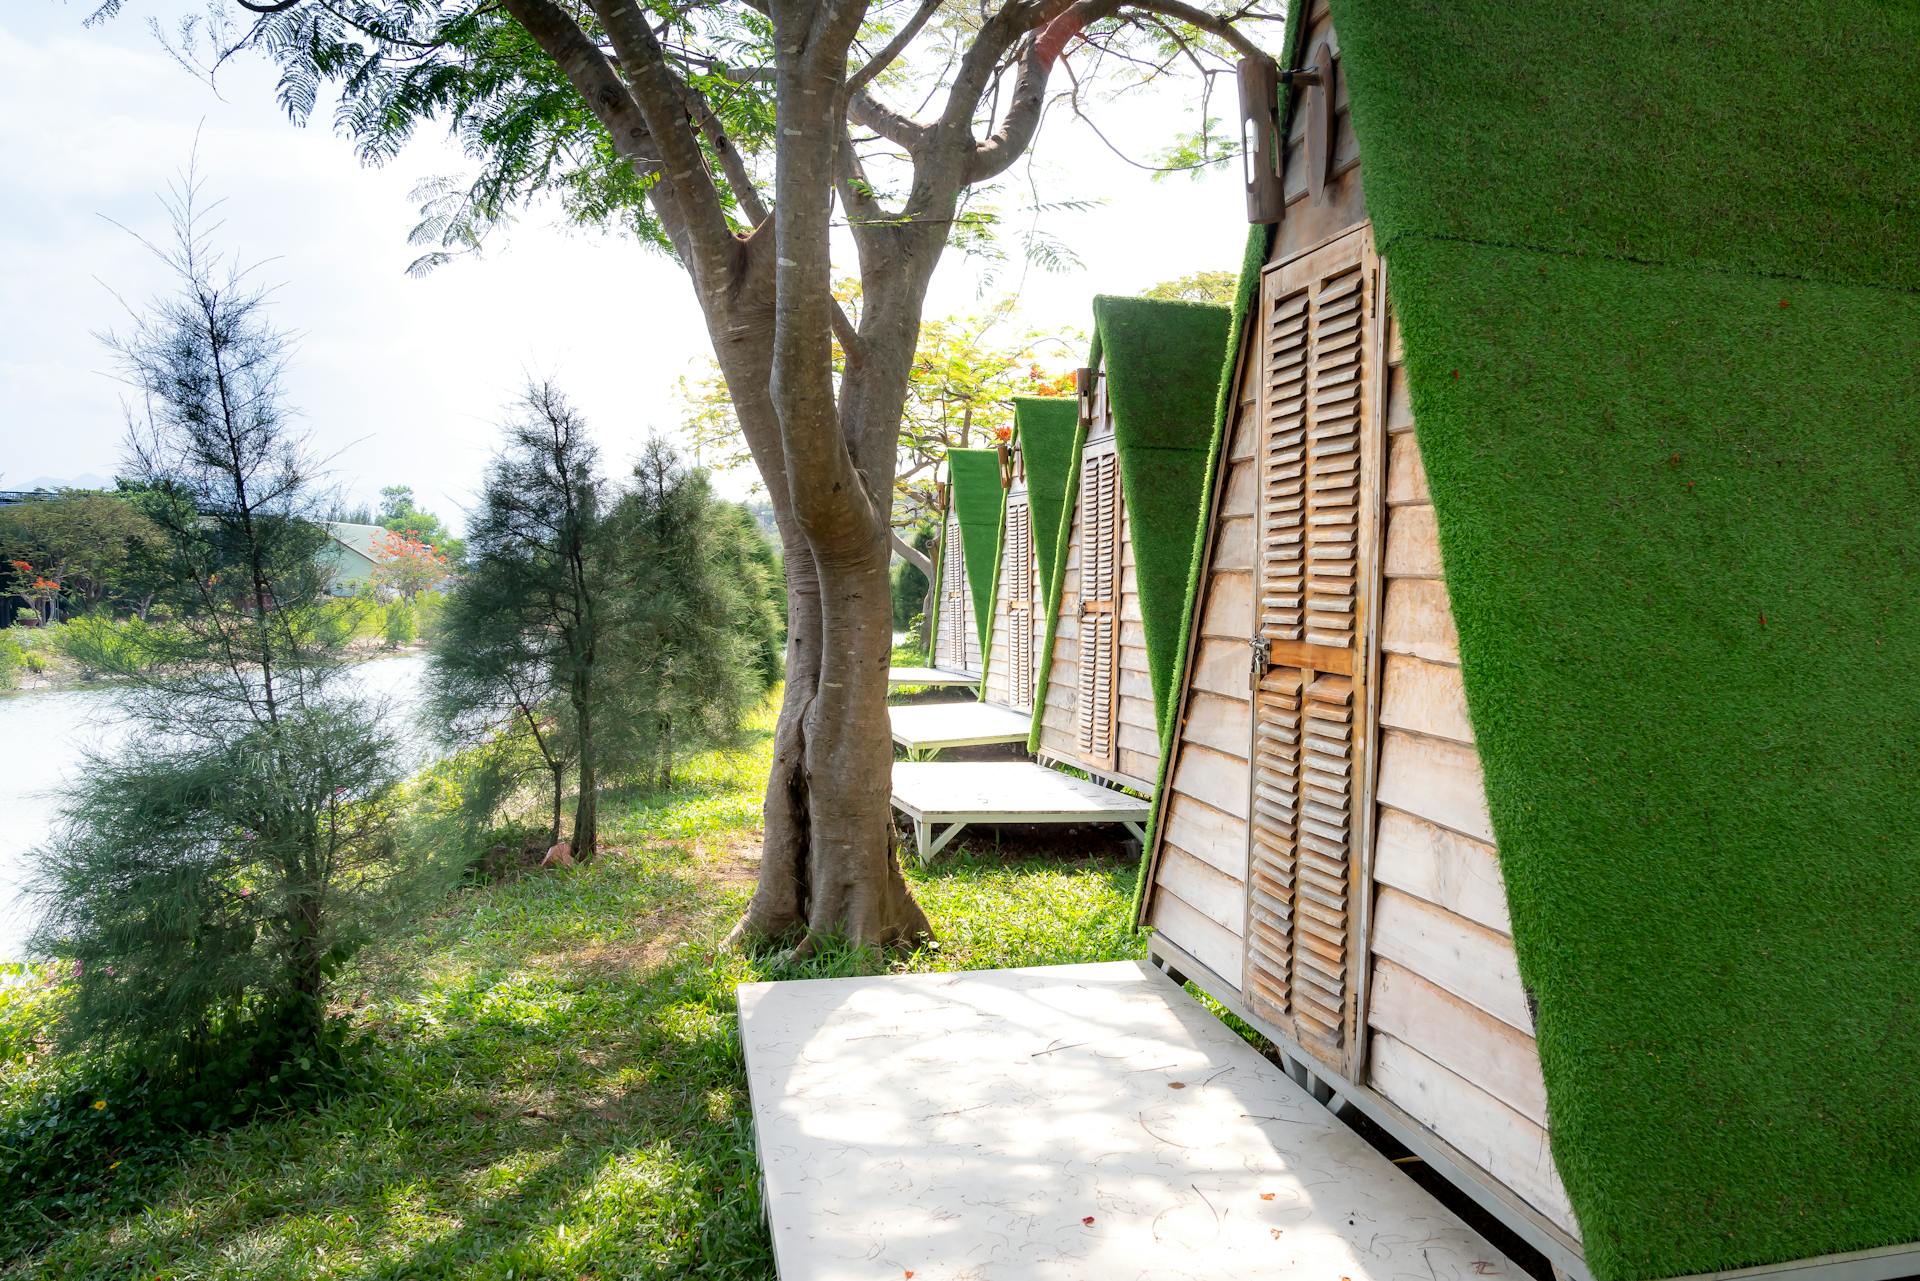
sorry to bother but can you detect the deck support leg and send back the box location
[912,821,967,864]
[926,822,966,862]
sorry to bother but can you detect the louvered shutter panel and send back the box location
[1007,497,1035,710]
[1074,446,1121,768]
[1243,227,1377,1075]
[938,511,969,671]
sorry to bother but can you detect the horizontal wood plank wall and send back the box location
[1037,380,1156,792]
[1361,299,1578,1239]
[1145,361,1258,989]
[1145,0,1365,999]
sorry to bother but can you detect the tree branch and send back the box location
[889,530,932,575]
[676,76,770,227]
[588,0,746,279]
[495,0,663,179]
[1120,0,1267,62]
[847,87,929,150]
[847,0,944,99]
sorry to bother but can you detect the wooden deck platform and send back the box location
[888,665,980,689]
[889,701,1033,756]
[738,960,1521,1281]
[890,761,1149,861]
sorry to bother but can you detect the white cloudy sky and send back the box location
[1,2,1269,530]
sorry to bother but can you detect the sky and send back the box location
[0,2,1271,532]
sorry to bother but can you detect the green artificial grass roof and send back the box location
[1132,223,1271,923]
[1013,397,1079,605]
[1089,295,1233,740]
[945,448,1005,664]
[1326,1,1920,1275]
[1027,297,1232,756]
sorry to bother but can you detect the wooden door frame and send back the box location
[1076,432,1122,776]
[1241,223,1385,1078]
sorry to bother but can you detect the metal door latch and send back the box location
[1249,632,1269,677]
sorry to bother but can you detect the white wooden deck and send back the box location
[889,701,1033,756]
[891,761,1149,861]
[738,960,1520,1281]
[888,665,980,689]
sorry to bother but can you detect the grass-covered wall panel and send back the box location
[1132,223,1271,922]
[1323,4,1920,1272]
[946,448,1006,664]
[1389,238,1920,1280]
[1014,397,1080,601]
[1090,295,1232,738]
[1331,0,1920,293]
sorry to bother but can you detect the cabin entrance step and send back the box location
[888,700,1033,758]
[889,761,1149,862]
[738,959,1521,1281]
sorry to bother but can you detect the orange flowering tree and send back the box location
[373,530,452,602]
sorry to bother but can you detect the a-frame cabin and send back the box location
[980,397,1077,716]
[1139,3,1920,1281]
[1032,295,1231,791]
[927,448,1002,677]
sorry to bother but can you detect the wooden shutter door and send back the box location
[1075,445,1121,768]
[1007,496,1035,710]
[939,511,968,670]
[1243,227,1379,1076]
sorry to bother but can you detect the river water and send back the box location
[0,653,432,962]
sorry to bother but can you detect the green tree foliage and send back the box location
[24,170,410,1113]
[428,384,605,852]
[376,485,466,564]
[600,440,782,790]
[1142,270,1237,304]
[0,490,165,620]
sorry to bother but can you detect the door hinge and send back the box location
[1249,632,1270,677]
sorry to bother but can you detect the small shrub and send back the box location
[383,598,417,648]
[49,616,141,681]
[0,632,21,689]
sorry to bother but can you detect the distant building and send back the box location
[320,521,385,597]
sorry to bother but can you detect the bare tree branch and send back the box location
[847,0,944,99]
[676,76,771,227]
[890,530,932,575]
[848,87,930,150]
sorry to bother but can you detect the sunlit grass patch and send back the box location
[5,701,1142,1279]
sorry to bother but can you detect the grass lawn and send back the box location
[3,705,1145,1280]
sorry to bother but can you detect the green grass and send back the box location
[3,705,1143,1279]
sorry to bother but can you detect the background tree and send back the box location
[433,382,606,854]
[28,169,409,1089]
[376,485,467,564]
[601,439,783,790]
[373,528,451,600]
[131,0,1274,949]
[426,556,577,846]
[1141,269,1237,304]
[0,490,165,619]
